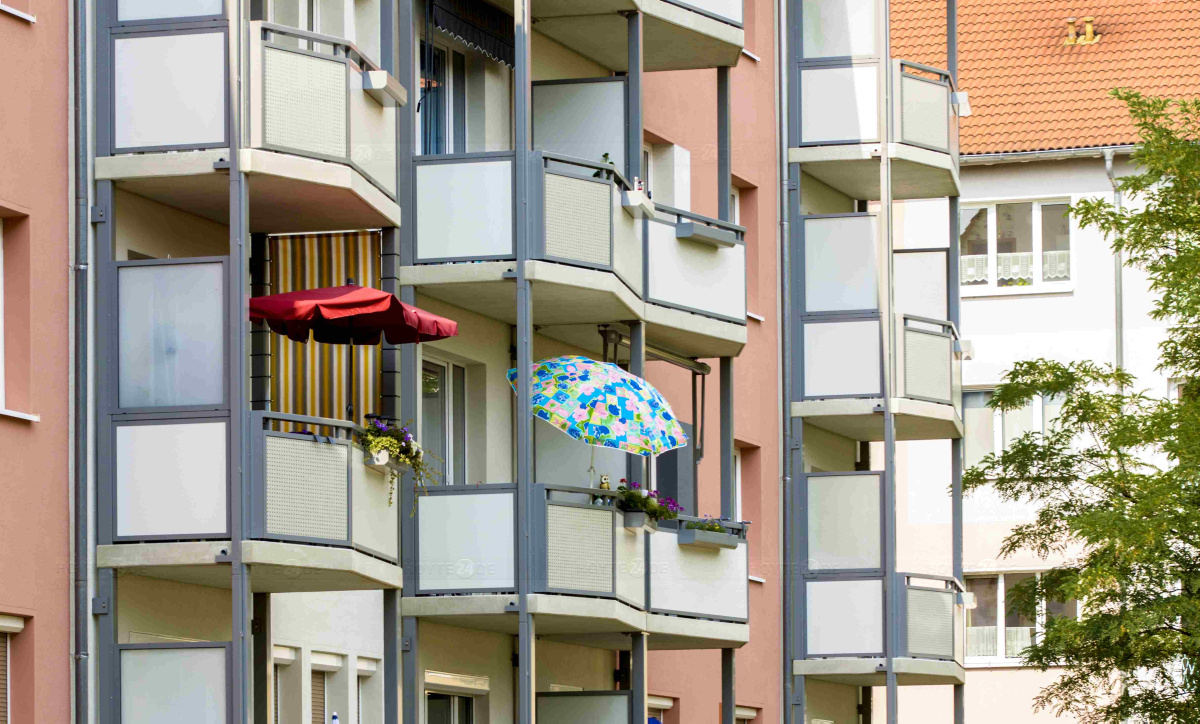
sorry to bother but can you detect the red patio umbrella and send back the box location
[250,284,458,419]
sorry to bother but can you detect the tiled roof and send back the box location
[890,0,1200,155]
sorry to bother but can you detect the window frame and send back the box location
[959,197,1074,297]
[421,356,468,485]
[416,37,456,156]
[964,570,1079,667]
[424,691,475,724]
[964,389,1051,472]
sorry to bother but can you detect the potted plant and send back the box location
[678,517,741,550]
[615,480,681,533]
[357,418,441,506]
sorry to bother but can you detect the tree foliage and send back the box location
[964,90,1200,723]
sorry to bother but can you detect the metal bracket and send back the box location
[786,179,798,190]
[89,205,107,223]
[401,637,412,652]
[789,437,802,450]
[251,618,265,635]
[213,158,231,171]
[215,548,233,563]
[504,601,520,613]
[501,269,518,280]
[91,596,110,615]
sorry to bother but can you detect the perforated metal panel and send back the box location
[900,74,949,152]
[264,436,348,541]
[904,329,952,403]
[263,47,348,159]
[544,174,611,267]
[908,588,955,658]
[546,504,613,593]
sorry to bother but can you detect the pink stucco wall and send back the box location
[0,1,74,722]
[642,1,782,719]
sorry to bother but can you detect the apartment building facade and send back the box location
[882,2,1196,721]
[0,0,74,723]
[80,0,791,723]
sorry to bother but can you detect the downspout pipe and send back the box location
[775,0,793,721]
[1104,149,1124,372]
[72,0,90,720]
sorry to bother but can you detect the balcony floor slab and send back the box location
[791,397,963,442]
[96,149,402,234]
[95,540,401,592]
[401,594,750,650]
[788,143,960,201]
[793,657,965,686]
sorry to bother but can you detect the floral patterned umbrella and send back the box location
[506,355,687,457]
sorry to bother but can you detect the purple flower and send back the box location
[404,433,413,442]
[631,482,640,489]
[649,490,658,499]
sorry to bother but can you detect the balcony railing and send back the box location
[248,412,399,564]
[107,20,402,198]
[413,483,750,623]
[413,151,747,324]
[895,314,962,414]
[663,0,744,27]
[902,574,966,663]
[796,59,958,159]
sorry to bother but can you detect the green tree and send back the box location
[964,90,1200,723]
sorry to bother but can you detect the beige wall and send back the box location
[805,679,860,724]
[114,189,228,261]
[875,667,1073,722]
[802,423,857,473]
[115,575,231,643]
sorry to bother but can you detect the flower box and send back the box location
[621,189,656,219]
[363,449,409,476]
[677,528,739,550]
[622,511,658,534]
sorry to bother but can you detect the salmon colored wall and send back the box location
[0,1,73,722]
[642,0,781,719]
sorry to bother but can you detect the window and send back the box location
[311,670,325,724]
[422,359,468,484]
[649,709,666,724]
[426,693,474,724]
[965,572,1079,663]
[963,390,1047,470]
[417,40,467,156]
[642,143,653,196]
[959,201,1072,293]
[730,185,741,225]
[733,449,742,522]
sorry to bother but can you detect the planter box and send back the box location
[363,449,409,476]
[622,511,658,534]
[677,528,740,550]
[621,189,656,219]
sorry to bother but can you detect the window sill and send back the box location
[0,408,40,422]
[964,658,1032,669]
[961,281,1074,299]
[0,3,35,22]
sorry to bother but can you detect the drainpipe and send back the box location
[775,0,793,721]
[1104,149,1124,372]
[72,0,91,718]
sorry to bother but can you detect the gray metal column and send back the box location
[96,568,117,724]
[250,233,271,411]
[626,11,643,182]
[514,0,536,719]
[382,225,401,724]
[719,357,735,519]
[717,66,732,222]
[627,321,645,487]
[631,633,648,724]
[252,593,271,724]
[721,648,736,724]
[947,0,965,719]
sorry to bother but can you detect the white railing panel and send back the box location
[120,647,227,724]
[899,73,950,152]
[116,422,227,538]
[546,504,614,594]
[418,491,515,591]
[118,0,221,21]
[807,474,881,570]
[262,46,348,159]
[263,436,349,541]
[349,70,398,195]
[647,220,745,320]
[802,319,881,398]
[802,0,876,58]
[615,524,646,609]
[351,446,398,560]
[537,693,630,723]
[806,579,883,656]
[894,250,948,321]
[113,32,226,150]
[649,532,747,620]
[902,328,953,404]
[907,587,955,658]
[416,159,513,261]
[800,66,878,144]
[612,185,643,294]
[533,80,626,171]
[544,174,611,266]
[804,215,877,312]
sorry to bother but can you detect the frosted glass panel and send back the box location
[806,580,883,655]
[113,32,226,150]
[116,422,227,537]
[120,647,227,724]
[119,263,223,408]
[894,251,948,320]
[802,0,876,58]
[804,215,877,312]
[803,320,881,397]
[801,66,878,143]
[808,474,880,570]
[533,80,626,171]
[118,0,222,21]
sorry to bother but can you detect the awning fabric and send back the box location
[431,0,514,67]
[250,284,458,345]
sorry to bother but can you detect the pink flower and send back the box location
[572,408,589,422]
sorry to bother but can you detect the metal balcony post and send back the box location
[626,11,643,182]
[719,355,736,724]
[717,66,732,222]
[632,633,648,724]
[250,233,271,412]
[628,321,645,488]
[252,593,271,724]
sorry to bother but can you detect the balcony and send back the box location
[405,484,750,649]
[794,573,966,686]
[788,61,960,201]
[407,150,747,358]
[99,21,405,233]
[790,214,963,440]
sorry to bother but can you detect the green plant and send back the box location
[357,418,441,506]
[614,479,681,522]
[684,517,726,533]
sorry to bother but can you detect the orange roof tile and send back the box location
[890,0,1200,155]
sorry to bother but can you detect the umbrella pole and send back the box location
[588,445,595,488]
[347,344,355,422]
